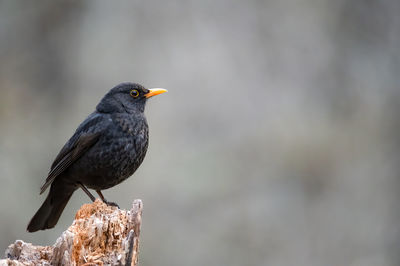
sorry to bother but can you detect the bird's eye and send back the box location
[130,89,139,98]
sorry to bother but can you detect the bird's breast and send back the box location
[73,114,149,189]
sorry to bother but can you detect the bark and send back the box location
[0,199,143,266]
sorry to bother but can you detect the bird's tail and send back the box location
[27,180,75,232]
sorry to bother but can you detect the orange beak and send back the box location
[145,88,168,98]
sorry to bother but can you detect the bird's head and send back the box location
[96,83,167,114]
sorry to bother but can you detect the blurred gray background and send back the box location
[0,1,399,265]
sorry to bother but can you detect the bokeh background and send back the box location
[1,1,399,265]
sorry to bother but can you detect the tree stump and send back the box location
[0,199,143,266]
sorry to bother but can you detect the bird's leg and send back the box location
[78,182,96,202]
[96,190,120,208]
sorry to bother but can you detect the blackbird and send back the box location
[27,82,167,232]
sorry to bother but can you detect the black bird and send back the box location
[27,83,167,232]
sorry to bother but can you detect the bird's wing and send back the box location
[39,133,101,194]
[40,113,107,194]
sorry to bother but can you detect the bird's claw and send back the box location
[103,199,120,208]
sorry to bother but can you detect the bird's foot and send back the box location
[102,199,120,208]
[96,190,120,208]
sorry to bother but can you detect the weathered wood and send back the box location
[1,199,143,266]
